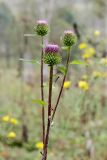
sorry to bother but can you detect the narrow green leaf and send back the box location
[57,65,67,75]
[32,99,47,106]
[24,34,36,37]
[19,58,40,64]
[40,44,45,49]
[61,46,69,50]
[69,60,88,65]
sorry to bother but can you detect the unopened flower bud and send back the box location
[34,20,48,36]
[63,30,77,47]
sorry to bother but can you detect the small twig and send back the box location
[52,47,71,121]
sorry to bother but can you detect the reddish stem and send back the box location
[41,36,45,144]
[42,66,53,160]
[52,47,71,121]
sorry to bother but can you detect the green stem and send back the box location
[42,66,53,160]
[52,47,71,121]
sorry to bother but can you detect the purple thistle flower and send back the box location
[44,44,61,66]
[64,30,74,34]
[45,44,59,54]
[37,20,48,25]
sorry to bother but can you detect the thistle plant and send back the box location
[34,21,77,160]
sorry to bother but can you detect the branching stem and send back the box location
[52,47,71,121]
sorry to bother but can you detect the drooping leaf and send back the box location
[32,99,47,106]
[57,65,67,75]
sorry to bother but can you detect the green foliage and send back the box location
[0,61,107,159]
[0,0,107,159]
[32,99,47,106]
[57,65,67,75]
[70,60,88,65]
[44,54,61,66]
[19,58,40,64]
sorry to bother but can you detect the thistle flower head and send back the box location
[34,20,48,36]
[63,30,77,47]
[45,44,59,54]
[44,44,61,66]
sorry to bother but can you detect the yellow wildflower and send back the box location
[82,53,92,59]
[78,80,89,91]
[63,81,71,89]
[82,75,88,80]
[10,118,19,125]
[82,47,95,59]
[7,132,16,138]
[92,71,103,78]
[82,53,91,59]
[100,58,107,65]
[78,43,87,50]
[87,47,95,56]
[94,30,100,36]
[2,115,10,122]
[35,142,43,150]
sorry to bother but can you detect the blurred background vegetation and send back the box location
[0,0,107,160]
